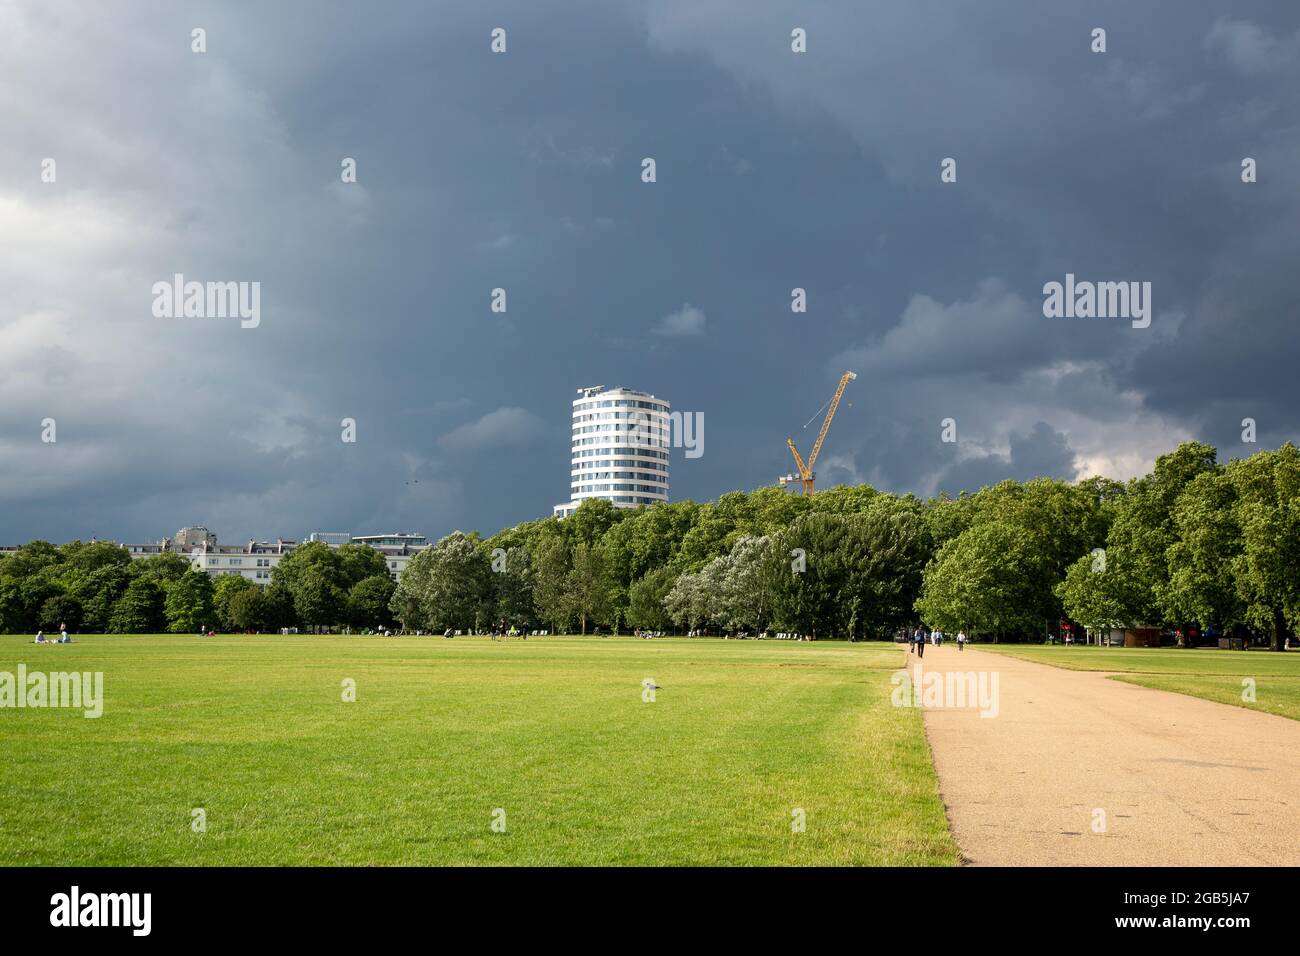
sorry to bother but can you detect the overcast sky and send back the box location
[2,1,1298,545]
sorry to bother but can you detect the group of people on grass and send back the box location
[489,621,532,641]
[33,622,73,644]
[908,626,969,657]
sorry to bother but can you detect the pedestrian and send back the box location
[957,629,968,652]
[914,625,926,659]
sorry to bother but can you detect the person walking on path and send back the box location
[957,629,968,652]
[913,625,927,658]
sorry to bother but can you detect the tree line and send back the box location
[0,540,397,635]
[3,441,1296,649]
[386,441,1298,650]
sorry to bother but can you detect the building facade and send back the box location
[190,538,296,585]
[115,528,428,585]
[4,527,429,586]
[344,533,429,580]
[554,385,670,517]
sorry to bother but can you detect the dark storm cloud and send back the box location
[2,1,1298,544]
[938,423,1079,498]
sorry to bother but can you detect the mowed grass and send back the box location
[979,644,1300,722]
[0,634,956,866]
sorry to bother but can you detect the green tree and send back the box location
[387,532,491,631]
[1224,444,1300,650]
[39,594,83,633]
[135,551,194,584]
[0,541,61,580]
[18,571,64,633]
[165,570,216,633]
[226,588,268,631]
[627,565,675,631]
[663,569,710,632]
[348,575,396,629]
[674,492,757,572]
[272,541,347,631]
[109,577,166,633]
[1098,441,1220,627]
[566,541,613,634]
[915,523,1045,640]
[1056,554,1133,635]
[532,538,573,633]
[260,584,297,631]
[713,535,775,633]
[272,541,345,593]
[599,501,702,622]
[564,498,624,549]
[293,565,346,632]
[767,509,928,640]
[60,540,132,573]
[0,581,23,634]
[493,547,535,627]
[1159,470,1242,637]
[213,575,260,630]
[71,564,134,633]
[337,543,390,587]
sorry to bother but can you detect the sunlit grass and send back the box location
[980,644,1300,722]
[0,634,956,866]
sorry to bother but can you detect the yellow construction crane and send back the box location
[779,371,857,496]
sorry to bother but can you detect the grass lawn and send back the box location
[978,644,1300,722]
[0,634,955,866]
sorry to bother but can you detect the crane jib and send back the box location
[781,371,856,496]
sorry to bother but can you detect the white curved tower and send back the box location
[554,385,670,517]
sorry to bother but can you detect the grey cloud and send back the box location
[1205,17,1300,75]
[937,423,1078,498]
[652,303,707,337]
[438,408,550,454]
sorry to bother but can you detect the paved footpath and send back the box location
[914,645,1300,865]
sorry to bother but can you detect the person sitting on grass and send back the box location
[34,630,46,644]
